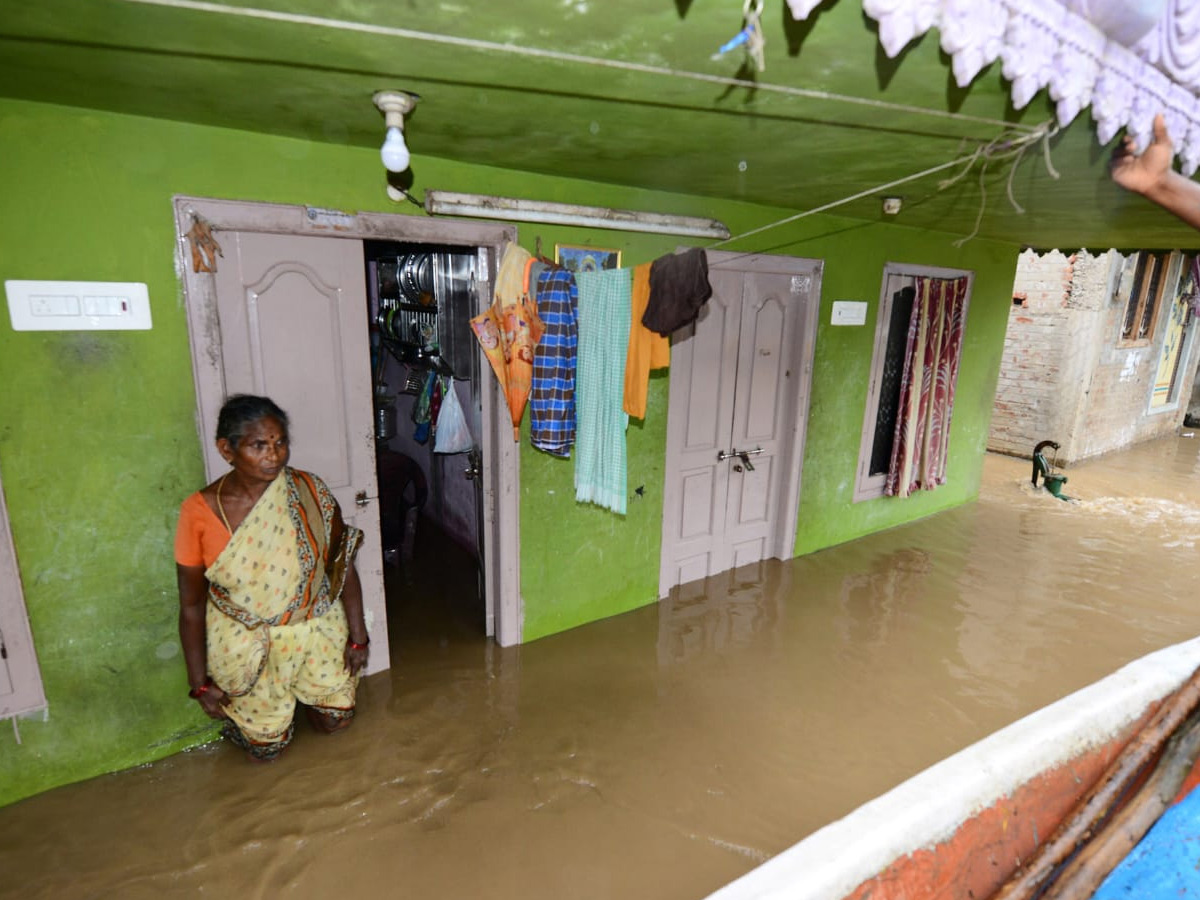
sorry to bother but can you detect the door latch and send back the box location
[718,446,764,472]
[464,448,481,480]
[355,490,370,507]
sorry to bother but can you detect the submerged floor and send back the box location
[3,438,1200,900]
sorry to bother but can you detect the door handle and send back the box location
[355,490,370,507]
[736,451,755,472]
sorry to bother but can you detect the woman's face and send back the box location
[220,415,290,484]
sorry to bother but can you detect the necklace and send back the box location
[215,473,234,535]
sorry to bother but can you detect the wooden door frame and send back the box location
[658,250,821,596]
[172,196,523,648]
[0,460,47,719]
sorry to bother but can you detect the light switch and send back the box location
[6,281,151,331]
[30,295,81,317]
[831,300,868,326]
[82,295,128,316]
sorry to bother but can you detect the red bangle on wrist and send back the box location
[188,677,214,699]
[348,638,369,651]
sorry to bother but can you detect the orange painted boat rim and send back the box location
[705,635,1200,900]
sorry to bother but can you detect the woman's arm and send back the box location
[176,563,229,719]
[329,503,370,676]
[1112,113,1200,230]
[341,563,370,676]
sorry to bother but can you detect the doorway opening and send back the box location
[174,197,523,672]
[362,239,488,647]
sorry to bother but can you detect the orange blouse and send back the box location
[174,492,232,568]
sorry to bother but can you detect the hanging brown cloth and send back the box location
[641,247,712,336]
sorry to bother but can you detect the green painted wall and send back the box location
[519,222,1017,640]
[786,230,1018,554]
[0,97,1017,806]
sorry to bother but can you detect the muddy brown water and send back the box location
[3,438,1200,900]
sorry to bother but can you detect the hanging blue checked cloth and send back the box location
[574,267,632,514]
[530,267,579,457]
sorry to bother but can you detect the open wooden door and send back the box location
[175,197,523,655]
[181,224,387,673]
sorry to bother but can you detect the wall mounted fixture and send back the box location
[423,191,732,240]
[372,90,419,173]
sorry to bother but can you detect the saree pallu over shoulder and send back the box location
[204,468,363,698]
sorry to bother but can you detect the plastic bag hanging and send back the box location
[434,378,473,454]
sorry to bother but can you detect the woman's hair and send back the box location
[216,394,290,448]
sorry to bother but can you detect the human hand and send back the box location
[195,684,231,720]
[344,640,369,676]
[1111,113,1174,196]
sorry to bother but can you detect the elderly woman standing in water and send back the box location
[174,394,370,760]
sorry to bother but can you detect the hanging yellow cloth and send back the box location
[623,262,670,419]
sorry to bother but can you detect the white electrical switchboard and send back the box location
[5,281,152,331]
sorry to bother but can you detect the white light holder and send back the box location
[373,90,419,173]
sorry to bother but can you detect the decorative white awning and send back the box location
[785,0,1200,173]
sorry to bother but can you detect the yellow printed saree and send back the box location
[204,468,363,755]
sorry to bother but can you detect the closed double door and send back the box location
[658,251,820,597]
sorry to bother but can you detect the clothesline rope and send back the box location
[120,0,1038,133]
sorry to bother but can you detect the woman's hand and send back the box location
[194,684,231,720]
[344,640,369,676]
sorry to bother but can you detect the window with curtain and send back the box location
[1118,251,1172,345]
[854,264,973,502]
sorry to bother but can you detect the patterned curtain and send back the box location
[884,276,970,498]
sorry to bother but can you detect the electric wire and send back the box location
[710,121,1059,248]
[118,0,1036,133]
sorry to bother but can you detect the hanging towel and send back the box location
[574,268,632,514]
[530,267,579,457]
[623,262,670,419]
[642,247,713,335]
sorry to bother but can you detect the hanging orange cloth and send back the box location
[623,262,670,419]
[470,243,544,440]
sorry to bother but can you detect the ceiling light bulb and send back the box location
[380,126,410,173]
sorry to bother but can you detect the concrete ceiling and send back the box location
[5,0,1200,251]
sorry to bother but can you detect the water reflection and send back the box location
[657,562,788,665]
[835,547,933,647]
[2,438,1200,900]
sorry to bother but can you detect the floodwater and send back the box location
[3,438,1200,900]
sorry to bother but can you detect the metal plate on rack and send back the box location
[399,253,434,305]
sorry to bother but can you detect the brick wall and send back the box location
[989,250,1095,459]
[989,249,1200,464]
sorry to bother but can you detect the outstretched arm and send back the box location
[1112,113,1200,230]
